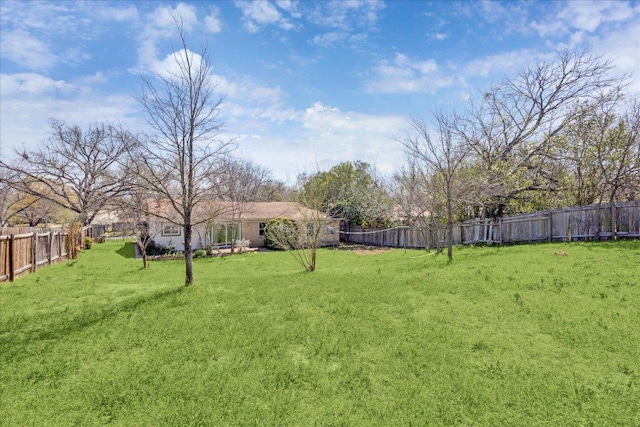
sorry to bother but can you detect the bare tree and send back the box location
[114,182,161,269]
[11,194,57,227]
[596,98,640,205]
[128,20,234,286]
[215,158,272,252]
[0,119,135,225]
[402,114,468,260]
[263,208,334,272]
[0,168,23,226]
[453,47,623,216]
[256,179,293,202]
[593,98,640,237]
[393,161,440,252]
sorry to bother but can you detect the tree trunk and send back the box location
[309,248,316,272]
[137,241,149,269]
[446,184,453,261]
[446,221,453,261]
[610,194,617,240]
[184,223,194,286]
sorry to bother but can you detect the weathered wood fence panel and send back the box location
[0,226,94,282]
[0,235,11,281]
[340,201,640,248]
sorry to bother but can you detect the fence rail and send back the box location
[340,201,640,248]
[0,225,105,283]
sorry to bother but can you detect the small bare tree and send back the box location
[215,158,272,253]
[394,161,439,252]
[128,19,234,286]
[114,182,161,269]
[264,174,337,272]
[263,208,333,272]
[402,114,468,260]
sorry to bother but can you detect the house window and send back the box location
[210,222,241,245]
[259,222,266,236]
[162,223,181,236]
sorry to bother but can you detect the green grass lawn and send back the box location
[1,240,639,426]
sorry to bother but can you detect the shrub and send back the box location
[145,240,166,256]
[263,217,298,250]
[234,239,251,251]
[66,222,83,259]
[193,249,207,258]
[83,237,94,249]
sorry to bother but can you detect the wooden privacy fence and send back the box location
[340,201,640,248]
[0,225,104,282]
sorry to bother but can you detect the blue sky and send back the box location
[1,0,639,183]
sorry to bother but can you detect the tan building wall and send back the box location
[243,219,341,248]
[242,220,265,247]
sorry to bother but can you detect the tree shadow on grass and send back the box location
[116,241,136,258]
[3,286,186,357]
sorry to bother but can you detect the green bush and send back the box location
[83,237,94,249]
[144,240,166,256]
[193,249,207,258]
[263,217,298,250]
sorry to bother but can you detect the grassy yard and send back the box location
[1,240,639,426]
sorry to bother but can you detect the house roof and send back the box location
[237,202,328,221]
[146,200,336,223]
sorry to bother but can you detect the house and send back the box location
[147,201,341,251]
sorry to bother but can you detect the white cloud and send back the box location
[298,102,406,175]
[0,73,74,95]
[150,3,198,31]
[137,3,199,69]
[96,4,139,22]
[276,0,302,18]
[428,32,448,41]
[531,0,639,38]
[234,0,294,33]
[530,18,568,38]
[0,75,141,161]
[529,1,640,95]
[463,48,546,78]
[152,49,207,81]
[75,72,109,86]
[230,101,407,182]
[559,0,636,32]
[311,0,386,29]
[205,6,223,33]
[0,29,57,70]
[312,31,348,46]
[226,103,300,126]
[210,73,286,107]
[366,53,451,94]
[592,19,640,95]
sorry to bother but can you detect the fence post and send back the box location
[32,232,38,273]
[8,234,15,282]
[48,231,54,265]
[547,210,552,242]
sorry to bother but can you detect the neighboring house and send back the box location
[92,209,121,225]
[147,201,341,251]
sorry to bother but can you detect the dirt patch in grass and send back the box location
[336,244,392,255]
